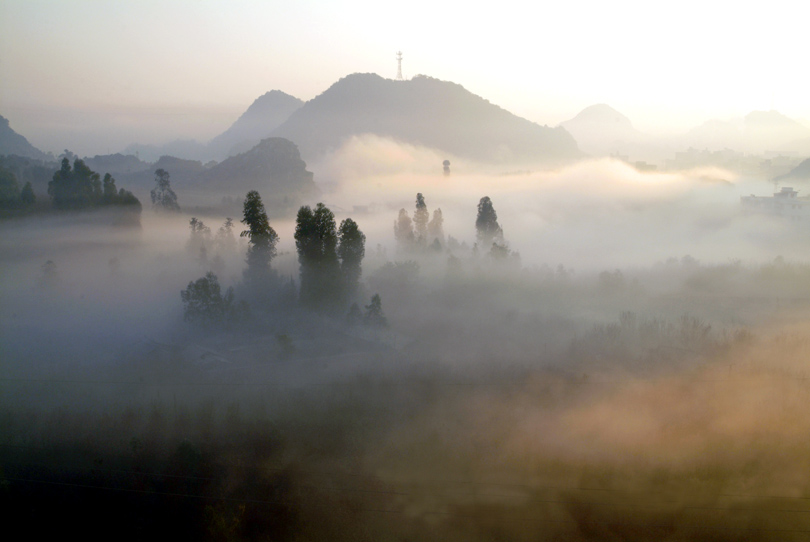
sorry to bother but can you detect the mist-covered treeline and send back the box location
[4,152,810,540]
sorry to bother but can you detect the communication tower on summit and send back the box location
[396,51,403,80]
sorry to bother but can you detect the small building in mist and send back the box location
[741,187,810,220]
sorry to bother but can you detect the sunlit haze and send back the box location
[2,0,807,155]
[5,1,810,539]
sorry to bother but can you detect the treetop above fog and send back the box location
[48,157,140,211]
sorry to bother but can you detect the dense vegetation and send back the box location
[49,157,140,210]
[6,181,810,541]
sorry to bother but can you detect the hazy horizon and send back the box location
[2,0,809,157]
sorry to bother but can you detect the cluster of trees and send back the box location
[180,272,247,326]
[182,190,386,327]
[394,193,445,252]
[48,157,140,210]
[150,168,180,212]
[0,164,35,209]
[474,196,518,262]
[393,193,515,262]
[295,203,366,310]
[180,190,520,327]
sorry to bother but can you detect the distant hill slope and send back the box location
[683,110,810,153]
[0,115,50,160]
[270,73,580,164]
[84,153,149,176]
[83,138,315,213]
[774,157,810,183]
[209,91,304,159]
[198,137,316,212]
[560,104,644,156]
[122,139,210,163]
[120,91,303,162]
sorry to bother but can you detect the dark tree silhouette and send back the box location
[240,190,278,283]
[295,203,341,309]
[46,158,136,211]
[413,193,429,245]
[180,271,239,326]
[475,196,503,247]
[337,218,366,299]
[0,166,20,208]
[150,168,180,212]
[48,157,102,209]
[102,173,118,203]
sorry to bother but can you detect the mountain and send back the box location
[208,91,304,160]
[122,139,210,163]
[270,73,580,164]
[683,110,810,153]
[120,91,303,162]
[197,137,316,212]
[150,156,207,188]
[559,104,644,156]
[0,115,50,160]
[774,157,810,183]
[84,153,150,177]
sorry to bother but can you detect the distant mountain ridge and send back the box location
[775,158,810,183]
[0,115,50,160]
[85,138,316,213]
[209,91,304,159]
[683,110,810,153]
[118,74,580,164]
[122,91,304,162]
[559,104,644,156]
[270,73,581,164]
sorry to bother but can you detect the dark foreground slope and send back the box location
[272,73,581,164]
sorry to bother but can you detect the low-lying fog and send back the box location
[4,138,810,540]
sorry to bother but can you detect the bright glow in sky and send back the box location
[1,0,807,155]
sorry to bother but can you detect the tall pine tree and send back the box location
[295,203,341,310]
[475,196,503,248]
[241,190,278,285]
[413,192,429,246]
[337,218,366,299]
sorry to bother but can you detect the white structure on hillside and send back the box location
[396,51,403,80]
[741,187,810,220]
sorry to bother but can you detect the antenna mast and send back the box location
[396,51,403,80]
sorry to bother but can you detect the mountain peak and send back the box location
[241,90,303,117]
[271,73,580,164]
[568,104,633,128]
[559,104,641,156]
[208,91,304,159]
[744,110,805,129]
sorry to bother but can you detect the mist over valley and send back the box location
[3,4,810,538]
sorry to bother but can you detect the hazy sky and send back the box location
[1,0,807,156]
